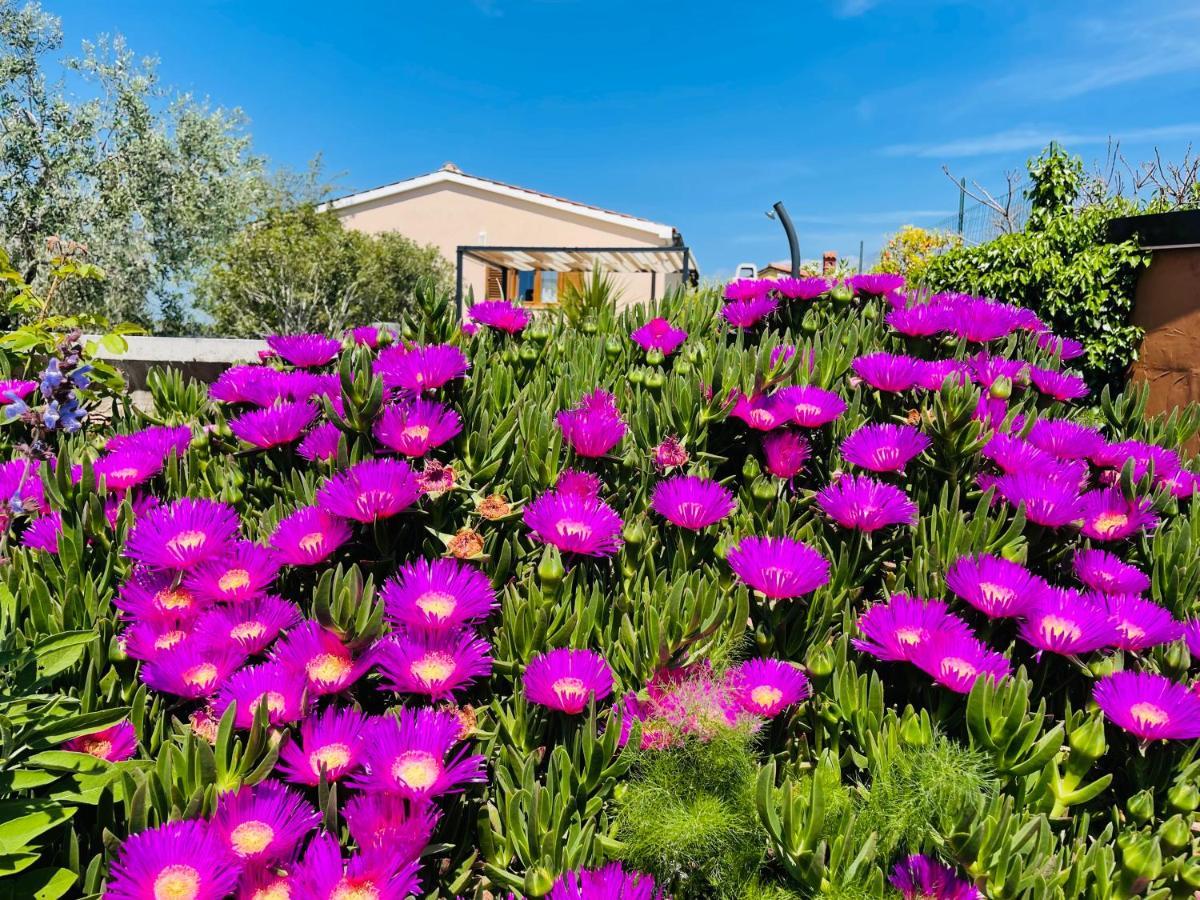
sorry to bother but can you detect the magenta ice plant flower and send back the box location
[852,352,922,392]
[549,862,664,900]
[762,430,810,479]
[1074,548,1151,595]
[271,621,371,695]
[630,317,687,354]
[114,568,207,625]
[772,384,847,428]
[840,423,931,473]
[991,472,1084,528]
[817,473,919,531]
[212,662,308,729]
[915,359,971,391]
[89,448,165,492]
[772,275,829,300]
[726,535,830,599]
[912,631,1012,693]
[374,342,470,393]
[271,505,353,566]
[945,554,1045,618]
[524,489,623,556]
[62,721,137,762]
[555,467,603,500]
[125,497,239,571]
[721,296,778,328]
[524,647,615,714]
[1028,366,1089,401]
[1038,332,1085,360]
[208,365,289,406]
[291,832,421,900]
[849,272,905,296]
[1094,671,1200,742]
[650,474,735,530]
[21,512,60,553]
[297,420,342,462]
[343,793,441,861]
[1079,487,1159,541]
[1025,419,1105,460]
[375,630,493,699]
[556,389,627,457]
[1098,593,1183,652]
[316,458,422,522]
[469,300,530,333]
[886,303,949,338]
[724,278,772,301]
[229,401,318,449]
[195,595,301,655]
[266,333,342,368]
[728,659,810,717]
[121,620,193,662]
[212,780,320,866]
[889,854,981,900]
[141,641,246,699]
[183,540,280,604]
[853,595,972,662]
[351,706,487,801]
[382,557,497,633]
[374,398,462,457]
[1018,589,1117,656]
[105,819,241,900]
[276,704,369,786]
[729,392,791,431]
[653,435,689,469]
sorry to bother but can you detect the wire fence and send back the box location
[928,181,1032,246]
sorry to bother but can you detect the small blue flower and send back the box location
[3,395,28,420]
[40,359,64,398]
[69,364,92,390]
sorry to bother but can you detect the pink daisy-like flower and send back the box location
[653,435,689,470]
[772,275,829,300]
[557,389,627,457]
[1093,671,1200,741]
[944,298,1026,343]
[1038,332,1085,360]
[840,423,931,473]
[141,641,246,699]
[772,384,847,428]
[212,780,320,866]
[631,317,688,355]
[108,425,193,459]
[991,472,1084,528]
[0,378,37,404]
[885,303,948,338]
[183,541,280,604]
[1185,620,1200,658]
[21,512,61,553]
[121,620,193,662]
[381,557,497,633]
[125,497,239,570]
[1018,589,1117,656]
[343,793,441,861]
[980,432,1084,480]
[1092,440,1181,482]
[912,630,1011,693]
[852,352,922,392]
[889,854,981,900]
[230,401,318,449]
[374,398,462,457]
[277,704,369,786]
[728,659,810,717]
[524,647,615,714]
[351,707,487,801]
[650,474,735,530]
[849,272,905,296]
[817,473,918,531]
[523,489,623,557]
[1028,366,1089,402]
[853,595,972,662]
[724,278,772,301]
[1025,419,1105,460]
[208,365,289,407]
[0,458,45,513]
[291,832,421,900]
[280,370,341,404]
[549,862,664,900]
[762,430,810,479]
[726,535,830,599]
[212,662,309,729]
[105,819,241,900]
[555,467,604,500]
[89,448,164,492]
[945,554,1045,618]
[1074,548,1151,595]
[195,595,302,655]
[316,458,422,523]
[62,721,137,762]
[968,352,1028,390]
[266,333,342,368]
[114,568,208,625]
[375,630,493,699]
[375,343,470,393]
[1097,593,1183,652]
[297,420,342,462]
[347,324,388,347]
[721,296,778,328]
[469,300,530,334]
[272,621,371,695]
[729,392,791,431]
[1079,487,1159,541]
[271,505,353,566]
[915,358,972,391]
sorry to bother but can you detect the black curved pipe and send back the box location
[773,201,801,277]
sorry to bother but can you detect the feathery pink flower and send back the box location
[105,819,240,900]
[1074,548,1151,595]
[382,557,496,633]
[726,535,830,599]
[889,854,981,900]
[89,448,164,491]
[653,435,690,469]
[375,630,493,699]
[272,621,371,695]
[343,793,441,861]
[524,489,623,556]
[557,389,627,457]
[21,512,60,553]
[849,273,905,296]
[728,659,810,717]
[469,300,530,333]
[555,467,603,500]
[195,595,301,655]
[270,505,353,566]
[0,378,37,404]
[1037,332,1085,359]
[1026,419,1105,460]
[944,298,1026,343]
[316,458,422,522]
[651,474,735,530]
[852,352,922,392]
[549,863,663,900]
[125,497,239,570]
[277,705,368,786]
[631,317,687,354]
[912,631,1012,693]
[114,568,208,625]
[729,392,791,431]
[266,333,342,368]
[817,474,918,531]
[351,707,487,800]
[63,721,137,762]
[762,430,810,479]
[374,398,462,457]
[1098,593,1182,652]
[945,554,1044,619]
[915,358,971,391]
[524,648,615,714]
[297,420,342,461]
[992,472,1084,527]
[141,641,246,699]
[230,401,318,449]
[886,303,948,338]
[772,276,829,300]
[724,278,772,301]
[121,620,193,662]
[1094,671,1200,741]
[841,423,931,473]
[208,365,289,406]
[1029,366,1089,401]
[290,832,421,900]
[721,296,778,328]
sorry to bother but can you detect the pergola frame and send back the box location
[454,244,693,316]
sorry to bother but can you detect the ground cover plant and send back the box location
[1,261,1200,899]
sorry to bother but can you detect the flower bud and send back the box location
[519,345,538,363]
[674,360,691,376]
[646,348,664,366]
[604,338,622,358]
[524,866,555,897]
[1127,789,1154,823]
[1160,815,1190,852]
[1182,859,1200,889]
[1167,782,1199,813]
[536,546,564,588]
[742,455,761,479]
[622,521,646,546]
[989,376,1013,400]
[528,326,551,344]
[830,284,854,303]
[646,372,665,391]
[581,319,599,335]
[806,644,834,679]
[628,369,645,386]
[751,477,776,502]
[1119,833,1162,882]
[1067,714,1107,765]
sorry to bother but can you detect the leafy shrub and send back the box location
[874,225,962,284]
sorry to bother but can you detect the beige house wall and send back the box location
[333,181,681,310]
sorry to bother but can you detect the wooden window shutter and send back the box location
[484,267,504,300]
[558,271,583,301]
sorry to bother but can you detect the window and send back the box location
[516,270,536,303]
[507,270,562,306]
[540,271,558,304]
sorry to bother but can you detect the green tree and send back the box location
[195,203,451,336]
[0,1,266,332]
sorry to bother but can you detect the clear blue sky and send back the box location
[54,0,1200,278]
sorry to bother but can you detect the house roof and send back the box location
[323,163,677,241]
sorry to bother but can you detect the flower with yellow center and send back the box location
[552,676,588,706]
[308,743,351,778]
[230,620,266,642]
[299,532,326,553]
[415,590,457,619]
[411,652,457,686]
[81,738,113,760]
[167,529,207,554]
[391,750,441,792]
[228,820,275,857]
[183,663,218,690]
[750,684,784,710]
[306,653,351,686]
[330,879,382,900]
[1091,512,1129,536]
[153,863,202,900]
[1130,701,1169,728]
[217,568,251,594]
[1039,615,1082,644]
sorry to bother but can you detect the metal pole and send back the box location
[650,271,657,301]
[858,240,864,274]
[957,178,966,235]
[772,201,801,277]
[680,249,690,288]
[455,248,464,318]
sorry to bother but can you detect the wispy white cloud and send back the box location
[882,123,1200,159]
